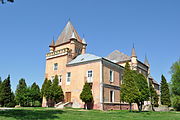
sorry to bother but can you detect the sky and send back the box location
[0,0,179,91]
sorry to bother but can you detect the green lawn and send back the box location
[0,107,179,120]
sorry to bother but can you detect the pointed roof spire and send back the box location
[49,37,55,47]
[131,43,137,57]
[144,54,150,66]
[70,31,77,39]
[82,34,87,44]
[56,20,82,45]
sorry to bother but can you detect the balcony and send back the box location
[46,48,70,59]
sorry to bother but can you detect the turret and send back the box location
[144,55,150,75]
[82,37,87,54]
[131,44,137,70]
[49,38,55,52]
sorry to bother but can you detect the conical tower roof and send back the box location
[131,44,137,57]
[49,39,55,47]
[144,55,150,66]
[55,21,82,45]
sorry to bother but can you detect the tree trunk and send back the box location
[129,103,132,112]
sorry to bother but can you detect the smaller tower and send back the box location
[49,38,55,52]
[144,54,150,75]
[82,36,87,54]
[131,44,137,70]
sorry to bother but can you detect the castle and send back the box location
[42,21,159,110]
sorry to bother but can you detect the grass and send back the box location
[0,107,179,120]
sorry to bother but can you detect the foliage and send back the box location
[172,96,180,111]
[160,75,171,106]
[15,78,28,106]
[120,62,139,111]
[0,75,15,107]
[80,82,93,109]
[30,82,41,106]
[170,59,180,111]
[51,75,64,104]
[149,80,159,110]
[0,77,2,106]
[135,72,150,112]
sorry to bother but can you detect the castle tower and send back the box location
[49,38,55,52]
[131,44,137,70]
[144,55,150,75]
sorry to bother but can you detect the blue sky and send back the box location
[0,0,179,91]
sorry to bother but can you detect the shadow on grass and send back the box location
[0,109,64,120]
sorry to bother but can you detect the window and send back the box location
[110,90,114,103]
[87,70,93,83]
[51,76,55,82]
[66,72,71,85]
[109,70,114,82]
[54,63,58,70]
[58,75,62,85]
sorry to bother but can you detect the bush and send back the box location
[172,96,180,111]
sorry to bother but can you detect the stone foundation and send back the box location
[103,103,135,110]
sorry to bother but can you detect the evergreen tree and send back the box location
[80,82,93,109]
[120,62,139,112]
[149,80,159,111]
[41,78,48,98]
[135,72,150,112]
[51,75,64,104]
[43,79,53,107]
[15,78,28,106]
[31,82,41,106]
[160,75,171,106]
[1,75,15,107]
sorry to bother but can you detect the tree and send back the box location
[160,75,171,106]
[170,59,180,111]
[80,82,93,109]
[30,82,41,106]
[43,79,53,107]
[0,0,14,4]
[120,62,139,112]
[51,75,64,104]
[1,75,15,107]
[15,78,28,106]
[0,77,2,106]
[149,80,159,111]
[135,73,150,112]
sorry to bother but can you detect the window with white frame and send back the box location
[51,76,55,82]
[58,75,62,85]
[66,72,71,85]
[87,70,93,83]
[53,63,58,71]
[110,90,115,103]
[109,70,114,82]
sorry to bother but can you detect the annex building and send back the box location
[42,21,160,110]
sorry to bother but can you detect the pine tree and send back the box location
[80,82,93,109]
[51,75,64,104]
[41,78,48,98]
[15,78,28,106]
[135,72,150,112]
[160,75,171,106]
[149,80,159,111]
[120,62,139,112]
[1,75,15,107]
[31,82,41,106]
